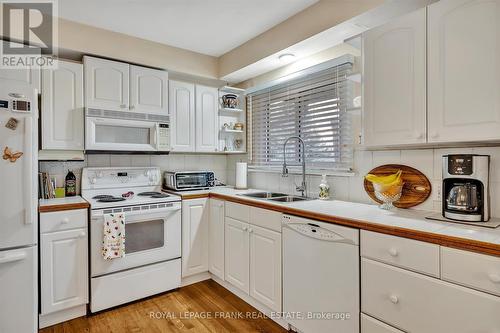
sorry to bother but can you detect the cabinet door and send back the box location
[169,80,195,152]
[182,198,209,277]
[130,65,168,115]
[363,8,426,146]
[84,56,129,111]
[209,199,225,280]
[41,60,84,150]
[428,0,500,142]
[249,225,282,311]
[41,228,88,314]
[195,85,219,152]
[224,217,250,294]
[0,41,41,91]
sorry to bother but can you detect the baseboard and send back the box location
[39,304,87,329]
[210,275,290,330]
[181,271,211,287]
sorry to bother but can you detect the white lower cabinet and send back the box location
[40,209,88,327]
[223,204,282,312]
[224,217,250,293]
[209,199,225,280]
[362,258,500,333]
[361,314,404,333]
[249,224,281,312]
[182,198,209,277]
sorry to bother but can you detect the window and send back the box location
[247,57,354,172]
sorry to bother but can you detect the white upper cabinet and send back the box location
[169,80,196,152]
[0,41,41,91]
[84,56,129,111]
[41,60,84,150]
[428,0,500,142]
[363,8,427,146]
[130,65,168,115]
[195,85,219,152]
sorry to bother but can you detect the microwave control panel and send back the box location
[157,123,170,151]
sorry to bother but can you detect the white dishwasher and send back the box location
[283,214,359,333]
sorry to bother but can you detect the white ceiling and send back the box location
[57,0,319,57]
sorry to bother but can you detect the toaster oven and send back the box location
[163,171,215,191]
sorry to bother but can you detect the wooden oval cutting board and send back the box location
[363,164,432,208]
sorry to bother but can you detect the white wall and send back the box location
[226,146,500,218]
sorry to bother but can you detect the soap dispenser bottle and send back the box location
[318,174,330,200]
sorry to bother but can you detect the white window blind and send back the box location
[247,60,354,172]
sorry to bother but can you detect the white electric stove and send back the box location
[81,167,182,313]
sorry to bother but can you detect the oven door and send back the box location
[90,203,181,277]
[86,116,159,151]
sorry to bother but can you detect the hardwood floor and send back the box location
[39,280,288,333]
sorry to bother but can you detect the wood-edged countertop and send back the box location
[166,187,500,257]
[39,196,90,213]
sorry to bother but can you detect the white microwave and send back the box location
[85,109,170,152]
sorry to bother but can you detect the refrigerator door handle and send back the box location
[24,116,33,225]
[0,251,27,264]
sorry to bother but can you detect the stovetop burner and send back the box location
[93,195,113,199]
[138,192,170,198]
[97,197,126,203]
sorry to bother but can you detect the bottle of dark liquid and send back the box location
[65,170,76,197]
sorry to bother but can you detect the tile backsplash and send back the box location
[39,153,228,194]
[226,146,500,217]
[40,146,500,218]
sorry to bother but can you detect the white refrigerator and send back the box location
[0,82,38,333]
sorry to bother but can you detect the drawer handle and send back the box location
[61,218,69,224]
[489,273,500,283]
[389,295,399,304]
[388,248,399,257]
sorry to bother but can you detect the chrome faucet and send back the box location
[282,136,307,197]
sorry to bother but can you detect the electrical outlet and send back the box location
[432,181,442,201]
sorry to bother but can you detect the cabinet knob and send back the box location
[79,232,86,238]
[389,295,399,304]
[249,228,253,233]
[430,132,439,139]
[388,248,399,257]
[129,105,135,110]
[413,131,424,139]
[243,226,248,231]
[61,218,69,224]
[489,273,500,283]
[120,104,127,108]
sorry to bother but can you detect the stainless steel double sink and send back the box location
[238,192,312,202]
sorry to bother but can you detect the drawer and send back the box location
[225,202,250,222]
[361,314,404,333]
[361,258,500,333]
[40,209,87,233]
[441,247,500,296]
[249,207,281,233]
[361,230,440,277]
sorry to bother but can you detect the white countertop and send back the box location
[39,195,88,208]
[202,187,500,247]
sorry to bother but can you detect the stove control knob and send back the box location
[97,171,104,178]
[90,177,97,184]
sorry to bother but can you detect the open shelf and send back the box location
[220,86,245,95]
[222,128,244,133]
[220,107,244,113]
[347,72,361,83]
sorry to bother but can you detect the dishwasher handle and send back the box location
[284,222,357,245]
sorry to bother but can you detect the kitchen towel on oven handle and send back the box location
[102,213,126,260]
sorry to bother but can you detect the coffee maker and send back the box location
[442,154,490,222]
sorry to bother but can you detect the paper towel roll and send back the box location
[235,162,248,189]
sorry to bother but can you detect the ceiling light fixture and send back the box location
[279,53,295,63]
